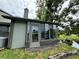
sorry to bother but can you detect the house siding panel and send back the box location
[9,22,26,49]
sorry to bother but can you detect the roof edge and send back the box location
[0,9,13,16]
[2,15,59,25]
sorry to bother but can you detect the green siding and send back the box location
[9,22,26,49]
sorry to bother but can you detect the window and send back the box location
[32,26,38,33]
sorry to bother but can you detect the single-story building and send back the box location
[0,9,11,37]
[2,15,59,49]
[0,9,11,48]
[0,22,10,48]
[0,8,59,49]
[0,8,28,48]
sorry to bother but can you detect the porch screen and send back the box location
[49,25,54,39]
[41,24,45,40]
[41,24,55,40]
[41,24,49,40]
[45,24,49,39]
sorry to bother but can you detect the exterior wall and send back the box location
[8,21,58,49]
[8,22,26,49]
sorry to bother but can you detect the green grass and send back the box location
[0,43,78,59]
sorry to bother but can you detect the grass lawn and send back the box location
[0,43,79,59]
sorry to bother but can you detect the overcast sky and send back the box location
[0,0,79,20]
[24,0,37,18]
[0,0,71,19]
[0,0,37,19]
[1,0,79,31]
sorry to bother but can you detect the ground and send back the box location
[0,43,79,59]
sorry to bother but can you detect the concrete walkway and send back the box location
[26,43,58,52]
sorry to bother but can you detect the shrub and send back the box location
[68,34,79,40]
[58,34,67,40]
[64,39,73,45]
[58,34,79,40]
[58,34,79,44]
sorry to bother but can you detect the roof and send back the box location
[0,9,13,16]
[2,15,59,25]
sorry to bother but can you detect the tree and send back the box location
[36,0,79,35]
[60,0,79,34]
[36,0,64,22]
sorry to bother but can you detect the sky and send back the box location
[0,0,37,19]
[0,0,79,20]
[0,0,75,20]
[24,0,37,18]
[0,0,79,30]
[59,0,70,15]
[0,0,24,17]
[0,0,71,30]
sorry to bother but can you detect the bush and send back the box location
[68,34,79,40]
[58,34,67,40]
[64,39,73,45]
[58,34,79,40]
[58,34,79,44]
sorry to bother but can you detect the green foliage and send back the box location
[58,34,79,44]
[36,0,63,22]
[64,39,73,45]
[58,34,67,40]
[36,0,79,35]
[0,43,77,59]
[58,34,79,40]
[60,0,79,34]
